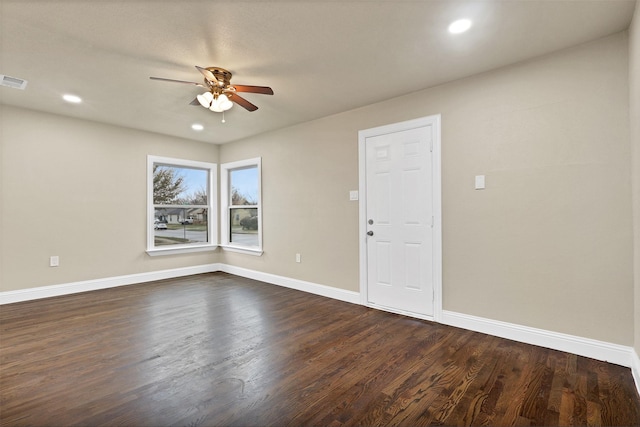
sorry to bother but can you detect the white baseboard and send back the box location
[215,263,360,305]
[441,310,634,368]
[632,349,640,397]
[0,263,360,307]
[0,264,219,305]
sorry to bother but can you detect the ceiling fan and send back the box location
[150,66,273,112]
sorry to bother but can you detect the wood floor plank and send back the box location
[1,272,639,426]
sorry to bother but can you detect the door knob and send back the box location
[367,231,374,236]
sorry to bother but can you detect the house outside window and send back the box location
[147,155,217,255]
[220,158,262,255]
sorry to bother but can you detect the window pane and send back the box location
[230,207,258,246]
[154,208,208,246]
[230,166,258,206]
[153,165,208,205]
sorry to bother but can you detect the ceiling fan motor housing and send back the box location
[205,67,233,89]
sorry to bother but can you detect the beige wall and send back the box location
[219,119,361,291]
[629,2,640,357]
[221,32,633,345]
[0,106,220,291]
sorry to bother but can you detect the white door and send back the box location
[359,116,440,318]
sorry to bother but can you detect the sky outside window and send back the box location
[172,167,207,201]
[230,167,258,204]
[157,165,257,205]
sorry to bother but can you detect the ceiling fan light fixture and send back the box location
[219,94,233,111]
[197,91,213,108]
[209,93,233,112]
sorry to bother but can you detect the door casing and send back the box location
[358,114,442,322]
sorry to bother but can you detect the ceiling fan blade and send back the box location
[149,76,205,88]
[195,66,219,84]
[232,85,274,95]
[229,93,258,111]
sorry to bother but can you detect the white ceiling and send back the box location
[1,0,636,144]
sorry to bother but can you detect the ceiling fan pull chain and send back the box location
[221,111,226,124]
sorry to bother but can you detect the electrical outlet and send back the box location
[50,256,59,267]
[296,253,301,263]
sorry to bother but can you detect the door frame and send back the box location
[358,114,442,322]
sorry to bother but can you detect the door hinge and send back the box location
[431,216,434,228]
[429,139,433,152]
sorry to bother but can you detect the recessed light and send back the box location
[62,94,82,104]
[448,19,472,34]
[191,123,204,131]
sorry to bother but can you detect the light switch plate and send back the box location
[349,190,359,201]
[475,175,485,190]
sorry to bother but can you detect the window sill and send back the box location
[220,245,263,256]
[146,245,218,257]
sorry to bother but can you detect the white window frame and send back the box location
[220,157,263,256]
[146,155,218,256]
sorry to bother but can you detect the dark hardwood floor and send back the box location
[1,273,639,426]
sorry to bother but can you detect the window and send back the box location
[147,156,217,255]
[221,158,262,255]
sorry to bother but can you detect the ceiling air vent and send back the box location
[0,75,28,90]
